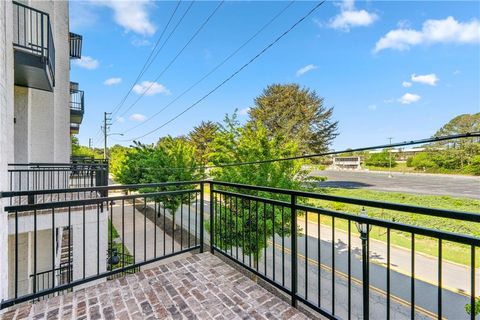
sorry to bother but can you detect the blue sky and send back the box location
[70,0,480,151]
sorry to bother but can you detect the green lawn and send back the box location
[303,188,480,266]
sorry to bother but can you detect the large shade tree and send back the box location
[188,121,219,167]
[249,83,338,154]
[208,113,306,266]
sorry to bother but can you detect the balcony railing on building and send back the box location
[69,32,82,59]
[70,82,84,125]
[0,180,478,320]
[12,1,55,92]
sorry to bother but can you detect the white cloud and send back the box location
[116,116,125,123]
[398,93,421,104]
[411,73,439,86]
[402,81,412,88]
[97,0,156,36]
[129,113,147,122]
[296,64,318,77]
[368,104,377,111]
[328,0,378,31]
[374,16,480,52]
[104,77,122,86]
[73,56,99,69]
[239,107,251,116]
[132,81,171,96]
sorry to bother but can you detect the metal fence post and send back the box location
[200,182,204,253]
[291,194,298,308]
[210,182,214,254]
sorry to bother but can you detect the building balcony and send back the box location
[70,82,84,125]
[70,123,79,135]
[12,1,55,92]
[0,181,478,319]
[69,32,82,59]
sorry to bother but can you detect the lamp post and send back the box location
[355,207,372,320]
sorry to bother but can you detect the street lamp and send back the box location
[355,207,372,320]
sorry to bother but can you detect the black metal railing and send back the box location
[6,163,108,204]
[70,87,84,114]
[0,180,478,320]
[12,1,55,85]
[29,264,72,300]
[69,32,82,59]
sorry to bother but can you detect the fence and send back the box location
[0,180,478,319]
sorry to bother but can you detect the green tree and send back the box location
[109,144,130,181]
[188,121,219,167]
[208,113,306,266]
[249,84,338,154]
[71,136,102,159]
[365,150,396,168]
[116,138,200,229]
[433,113,480,168]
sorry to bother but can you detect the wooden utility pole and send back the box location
[103,112,112,160]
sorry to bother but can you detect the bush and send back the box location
[465,155,480,175]
[365,150,396,167]
[409,152,438,170]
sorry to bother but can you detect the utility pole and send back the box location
[103,112,112,160]
[88,138,92,149]
[387,137,393,178]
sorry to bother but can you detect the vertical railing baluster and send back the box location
[348,219,351,320]
[51,208,55,289]
[163,202,166,256]
[199,184,204,252]
[282,206,285,287]
[133,198,136,262]
[209,182,214,253]
[33,209,37,294]
[305,210,308,301]
[68,206,72,282]
[122,199,125,269]
[387,228,391,320]
[144,197,147,261]
[15,210,18,299]
[291,194,298,308]
[317,213,321,308]
[83,205,86,279]
[188,193,191,248]
[255,200,259,271]
[438,238,442,320]
[236,196,239,260]
[97,204,100,275]
[411,233,415,319]
[195,190,199,247]
[272,204,275,281]
[470,245,476,320]
[332,216,335,315]
[154,200,157,258]
[180,197,183,250]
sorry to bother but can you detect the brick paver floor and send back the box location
[1,253,310,320]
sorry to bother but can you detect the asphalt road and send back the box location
[309,169,480,199]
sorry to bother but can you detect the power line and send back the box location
[123,132,480,172]
[122,1,326,142]
[110,1,186,119]
[120,1,295,135]
[116,1,225,120]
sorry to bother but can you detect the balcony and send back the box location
[70,123,79,135]
[69,32,82,59]
[0,181,478,319]
[70,82,84,124]
[12,1,55,92]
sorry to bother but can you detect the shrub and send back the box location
[465,155,480,175]
[365,150,396,167]
[409,152,438,170]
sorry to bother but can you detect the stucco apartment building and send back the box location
[0,0,105,307]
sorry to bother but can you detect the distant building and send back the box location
[331,156,361,170]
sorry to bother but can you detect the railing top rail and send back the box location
[1,180,479,223]
[3,188,199,212]
[8,159,108,167]
[0,181,203,198]
[210,181,480,222]
[12,1,50,16]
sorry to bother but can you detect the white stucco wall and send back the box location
[0,0,15,304]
